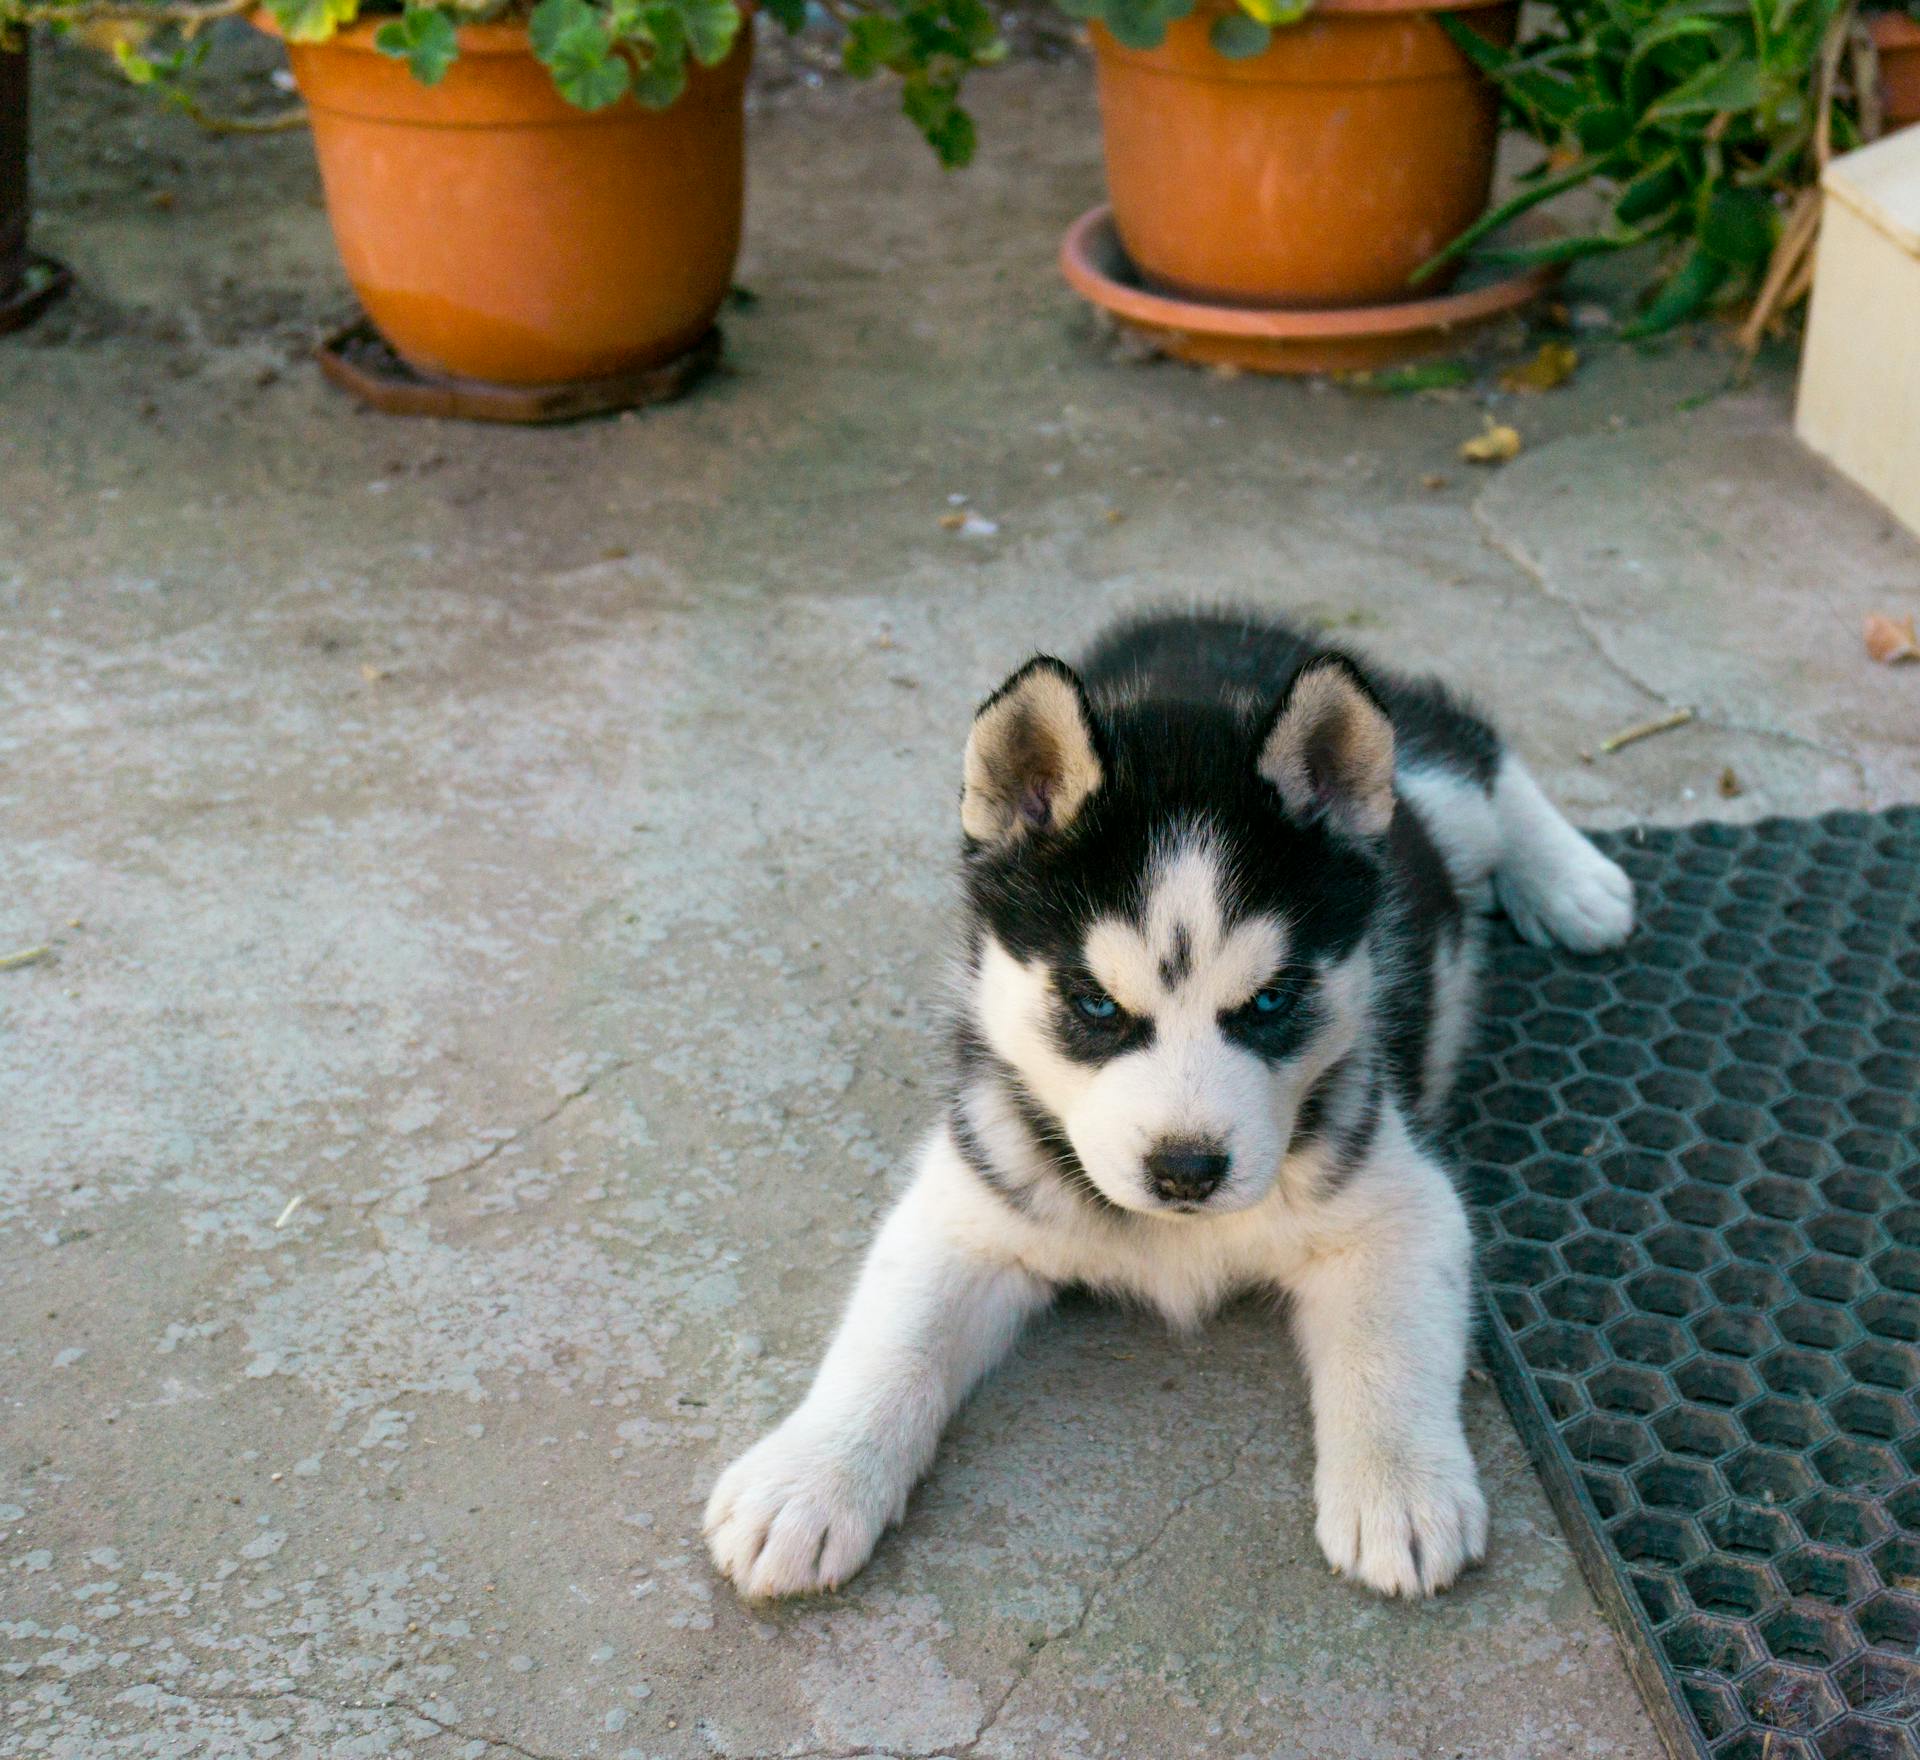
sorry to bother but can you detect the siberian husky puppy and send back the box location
[706,610,1633,1600]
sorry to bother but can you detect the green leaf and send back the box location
[1436,15,1584,125]
[630,36,687,104]
[1620,243,1726,335]
[844,12,912,74]
[1699,184,1775,264]
[1573,100,1634,150]
[1236,0,1309,23]
[940,0,1004,53]
[373,6,459,84]
[529,0,591,59]
[1435,12,1518,73]
[112,39,159,83]
[1411,152,1613,281]
[1102,0,1174,49]
[677,0,740,64]
[1614,154,1682,223]
[531,0,638,109]
[1647,55,1762,116]
[902,74,975,166]
[547,23,633,107]
[1208,11,1270,55]
[1476,228,1650,265]
[264,0,358,43]
[639,1,687,57]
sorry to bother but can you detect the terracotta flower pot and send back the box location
[265,17,751,385]
[1090,0,1517,309]
[1872,12,1920,133]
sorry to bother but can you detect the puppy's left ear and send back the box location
[1257,656,1396,841]
[961,656,1104,846]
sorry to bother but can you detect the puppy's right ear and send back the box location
[961,657,1103,846]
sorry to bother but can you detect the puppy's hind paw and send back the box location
[1315,1447,1488,1599]
[704,1422,897,1601]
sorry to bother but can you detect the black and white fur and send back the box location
[705,611,1633,1601]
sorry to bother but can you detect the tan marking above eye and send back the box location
[1077,838,1290,1017]
[1082,912,1287,1017]
[1082,919,1162,1016]
[1205,917,1288,1011]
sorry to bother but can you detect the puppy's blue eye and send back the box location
[1074,992,1119,1021]
[1252,987,1292,1015]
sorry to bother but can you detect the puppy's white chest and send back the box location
[1006,1189,1311,1326]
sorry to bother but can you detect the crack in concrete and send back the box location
[954,1410,1266,1759]
[177,1682,567,1760]
[420,1059,636,1197]
[721,1415,1266,1760]
[1468,491,1872,793]
[733,1735,913,1750]
[145,1407,1266,1760]
[403,1700,570,1760]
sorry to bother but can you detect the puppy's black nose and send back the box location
[1145,1140,1231,1205]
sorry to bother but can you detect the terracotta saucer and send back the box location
[316,316,721,424]
[1059,206,1559,375]
[0,255,74,339]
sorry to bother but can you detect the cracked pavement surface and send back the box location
[5,27,1919,1760]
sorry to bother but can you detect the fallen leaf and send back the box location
[1460,421,1522,465]
[1499,342,1579,393]
[1421,473,1450,491]
[938,511,966,531]
[1719,767,1743,799]
[1865,612,1920,665]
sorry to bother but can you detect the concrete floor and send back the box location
[5,28,1919,1760]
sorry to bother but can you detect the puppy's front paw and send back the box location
[704,1421,898,1600]
[1315,1441,1487,1598]
[1497,836,1634,954]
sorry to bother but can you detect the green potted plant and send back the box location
[1422,0,1898,339]
[3,0,1001,389]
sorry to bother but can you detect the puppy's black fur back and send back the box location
[1078,609,1504,788]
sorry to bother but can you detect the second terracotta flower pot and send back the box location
[1091,0,1516,309]
[268,18,751,386]
[1872,12,1920,133]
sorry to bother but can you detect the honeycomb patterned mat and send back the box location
[1455,806,1920,1760]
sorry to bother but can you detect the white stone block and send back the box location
[1796,126,1920,539]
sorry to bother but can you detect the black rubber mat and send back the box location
[1455,806,1920,1760]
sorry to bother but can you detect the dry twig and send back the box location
[1584,707,1696,760]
